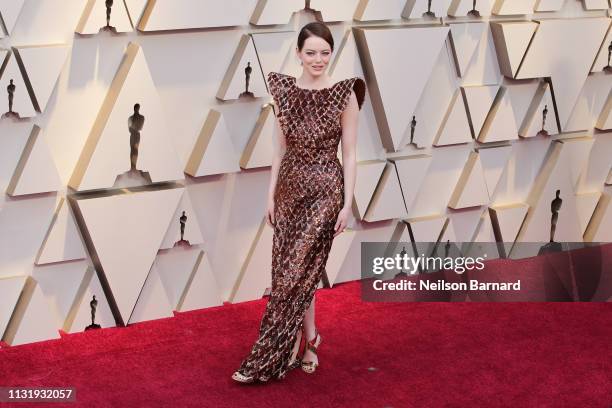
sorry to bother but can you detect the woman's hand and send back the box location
[266,197,275,228]
[333,206,351,237]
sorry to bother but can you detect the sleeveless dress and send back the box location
[234,71,366,382]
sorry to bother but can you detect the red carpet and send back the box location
[1,267,611,407]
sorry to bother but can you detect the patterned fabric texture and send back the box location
[234,71,366,382]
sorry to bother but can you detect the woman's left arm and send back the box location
[334,90,359,237]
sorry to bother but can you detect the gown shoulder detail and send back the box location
[266,72,293,116]
[336,77,366,113]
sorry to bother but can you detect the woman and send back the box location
[232,21,366,383]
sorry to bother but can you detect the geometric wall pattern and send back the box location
[1,0,611,346]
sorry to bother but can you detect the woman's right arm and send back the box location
[266,114,287,227]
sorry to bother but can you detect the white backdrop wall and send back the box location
[0,0,610,345]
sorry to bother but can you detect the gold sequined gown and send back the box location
[234,71,366,382]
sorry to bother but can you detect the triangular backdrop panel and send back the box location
[449,208,485,242]
[490,203,529,243]
[324,229,356,287]
[596,93,611,131]
[359,25,450,151]
[354,160,387,219]
[477,145,513,199]
[250,31,294,76]
[0,52,35,117]
[70,42,183,191]
[519,81,558,137]
[449,22,487,77]
[124,0,148,27]
[393,155,432,214]
[591,22,612,72]
[160,189,205,250]
[406,215,448,242]
[0,0,25,35]
[513,142,583,254]
[582,0,610,10]
[178,250,223,312]
[230,218,273,303]
[74,186,183,325]
[128,261,174,324]
[462,85,499,138]
[584,193,612,242]
[15,45,70,113]
[153,247,202,310]
[516,18,610,129]
[3,278,60,346]
[575,192,600,235]
[448,151,490,209]
[65,267,116,333]
[31,261,89,330]
[6,126,62,196]
[364,162,409,221]
[329,30,383,161]
[216,35,267,100]
[0,276,27,340]
[490,21,538,78]
[433,90,473,146]
[240,104,275,169]
[477,87,519,143]
[185,109,241,177]
[36,198,86,265]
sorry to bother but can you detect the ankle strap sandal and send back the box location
[301,330,322,374]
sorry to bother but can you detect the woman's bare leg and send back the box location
[301,295,318,365]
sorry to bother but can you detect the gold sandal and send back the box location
[301,329,322,374]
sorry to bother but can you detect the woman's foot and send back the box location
[301,330,321,374]
[302,347,318,368]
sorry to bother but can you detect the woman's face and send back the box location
[296,36,332,76]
